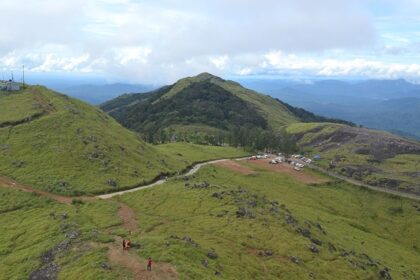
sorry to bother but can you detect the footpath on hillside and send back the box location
[307,164,420,201]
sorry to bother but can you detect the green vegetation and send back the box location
[1,155,419,279]
[287,122,420,194]
[101,73,305,152]
[118,162,420,279]
[0,187,126,280]
[154,142,248,165]
[0,90,44,124]
[101,73,353,153]
[0,86,249,196]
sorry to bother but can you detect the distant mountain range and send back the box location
[240,78,420,139]
[50,83,157,105]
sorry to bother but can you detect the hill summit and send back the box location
[0,86,196,195]
[101,73,348,145]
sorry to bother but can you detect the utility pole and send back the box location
[22,65,25,88]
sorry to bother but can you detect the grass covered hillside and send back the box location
[118,160,420,279]
[287,123,420,194]
[2,158,418,279]
[0,87,247,196]
[101,73,299,133]
[0,185,133,280]
[102,73,351,147]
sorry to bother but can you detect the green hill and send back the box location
[287,122,420,194]
[101,73,349,145]
[0,86,247,196]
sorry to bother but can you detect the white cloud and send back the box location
[1,0,420,83]
[209,56,229,69]
[114,47,152,65]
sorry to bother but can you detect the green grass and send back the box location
[0,187,125,280]
[0,91,44,123]
[1,158,419,279]
[287,122,420,193]
[118,162,420,279]
[157,73,299,129]
[287,122,342,135]
[213,78,299,129]
[0,86,247,196]
[154,142,248,170]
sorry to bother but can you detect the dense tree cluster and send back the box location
[143,127,297,154]
[112,82,268,134]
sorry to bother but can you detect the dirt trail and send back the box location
[0,176,75,204]
[214,160,255,175]
[107,203,178,279]
[107,238,178,280]
[118,203,139,233]
[245,159,329,184]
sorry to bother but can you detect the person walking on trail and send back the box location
[122,239,126,250]
[147,257,153,271]
[126,239,131,249]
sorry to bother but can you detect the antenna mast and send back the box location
[22,65,25,88]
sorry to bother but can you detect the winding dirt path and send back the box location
[0,176,75,204]
[97,158,242,199]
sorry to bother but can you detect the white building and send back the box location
[0,80,21,91]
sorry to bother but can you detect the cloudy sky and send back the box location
[1,0,420,84]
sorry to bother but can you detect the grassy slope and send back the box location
[154,142,248,166]
[118,163,420,280]
[287,122,420,192]
[0,87,248,196]
[1,158,419,279]
[0,187,128,280]
[156,73,299,130]
[213,79,298,129]
[0,91,44,123]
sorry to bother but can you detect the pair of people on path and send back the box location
[122,240,153,271]
[122,239,153,271]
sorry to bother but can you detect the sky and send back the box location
[1,0,420,84]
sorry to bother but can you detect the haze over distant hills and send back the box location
[240,78,420,139]
[45,76,420,140]
[50,83,157,105]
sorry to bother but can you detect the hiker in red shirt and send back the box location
[147,257,152,271]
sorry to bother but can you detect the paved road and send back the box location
[307,164,420,201]
[97,158,232,199]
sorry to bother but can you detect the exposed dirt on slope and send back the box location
[246,160,329,184]
[106,203,178,279]
[107,238,178,280]
[118,202,138,232]
[0,176,74,204]
[214,160,255,175]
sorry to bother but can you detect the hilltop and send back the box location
[102,73,420,197]
[101,73,350,145]
[0,86,247,195]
